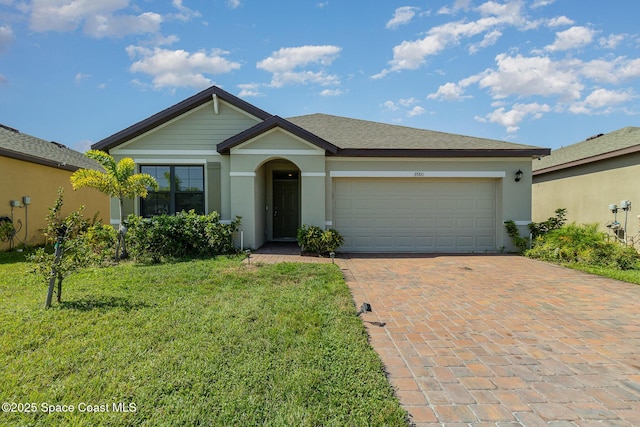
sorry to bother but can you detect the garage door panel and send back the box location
[334,178,497,252]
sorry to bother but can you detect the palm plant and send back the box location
[70,150,158,259]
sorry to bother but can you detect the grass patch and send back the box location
[0,254,407,426]
[564,262,640,285]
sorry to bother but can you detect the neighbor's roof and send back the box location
[287,113,549,157]
[533,126,640,175]
[0,124,100,171]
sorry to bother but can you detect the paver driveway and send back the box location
[341,254,640,426]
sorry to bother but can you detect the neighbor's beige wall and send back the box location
[533,160,640,242]
[1,156,110,250]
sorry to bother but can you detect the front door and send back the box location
[273,171,299,239]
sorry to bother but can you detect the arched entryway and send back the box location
[260,159,301,242]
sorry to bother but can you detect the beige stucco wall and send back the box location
[326,157,534,251]
[533,155,640,244]
[1,156,110,250]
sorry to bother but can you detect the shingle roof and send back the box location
[287,113,548,155]
[0,124,101,171]
[533,126,640,174]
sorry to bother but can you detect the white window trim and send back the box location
[230,172,256,177]
[114,149,219,156]
[134,158,207,164]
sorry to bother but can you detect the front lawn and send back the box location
[0,253,407,426]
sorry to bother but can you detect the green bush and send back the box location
[297,225,344,255]
[526,223,640,270]
[529,208,567,239]
[505,208,568,253]
[126,211,240,263]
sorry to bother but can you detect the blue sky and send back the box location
[1,0,639,153]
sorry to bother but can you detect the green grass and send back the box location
[564,262,640,285]
[0,252,407,426]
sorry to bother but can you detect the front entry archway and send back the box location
[272,170,299,239]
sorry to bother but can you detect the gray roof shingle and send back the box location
[0,124,101,171]
[533,126,640,173]
[287,113,546,151]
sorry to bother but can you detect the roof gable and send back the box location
[534,126,640,174]
[0,124,100,171]
[217,116,339,155]
[92,86,272,152]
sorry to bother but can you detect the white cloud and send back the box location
[374,0,526,78]
[469,29,502,54]
[546,16,574,27]
[580,57,640,84]
[84,12,162,38]
[126,46,241,90]
[0,25,13,52]
[74,72,90,84]
[257,45,341,87]
[408,106,426,116]
[438,0,471,15]
[382,100,399,111]
[531,0,555,8]
[386,6,419,29]
[428,82,469,101]
[478,53,583,101]
[30,0,128,32]
[544,26,595,52]
[171,0,201,21]
[599,34,625,49]
[237,83,263,97]
[320,89,343,96]
[227,0,241,9]
[477,102,550,132]
[28,0,163,38]
[399,97,419,107]
[569,88,636,114]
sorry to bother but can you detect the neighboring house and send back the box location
[0,124,110,250]
[93,86,549,253]
[533,126,640,244]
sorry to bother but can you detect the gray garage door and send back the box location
[333,178,497,252]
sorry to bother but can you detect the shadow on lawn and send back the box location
[60,296,150,311]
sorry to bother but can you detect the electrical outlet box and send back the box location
[609,204,617,211]
[620,200,631,209]
[10,200,21,207]
[22,196,31,205]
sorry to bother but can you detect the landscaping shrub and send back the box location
[126,211,240,263]
[505,208,568,253]
[297,224,344,255]
[526,222,640,270]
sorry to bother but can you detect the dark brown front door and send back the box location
[273,172,299,238]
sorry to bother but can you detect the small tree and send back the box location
[29,188,91,308]
[70,150,158,259]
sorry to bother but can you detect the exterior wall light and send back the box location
[515,169,523,182]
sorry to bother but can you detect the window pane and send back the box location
[141,166,171,191]
[141,193,170,217]
[175,166,204,192]
[176,193,204,214]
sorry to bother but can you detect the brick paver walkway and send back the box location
[249,249,640,426]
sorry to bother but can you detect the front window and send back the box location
[140,165,204,217]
